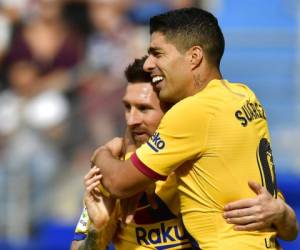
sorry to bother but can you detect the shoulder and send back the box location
[160,94,213,129]
[165,95,209,118]
[228,81,258,99]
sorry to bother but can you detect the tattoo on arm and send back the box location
[78,229,104,250]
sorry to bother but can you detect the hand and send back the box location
[104,137,124,158]
[84,167,116,231]
[145,183,158,209]
[120,193,142,224]
[90,137,124,167]
[223,181,284,231]
[119,183,157,224]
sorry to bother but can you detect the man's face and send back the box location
[143,32,194,104]
[122,83,164,147]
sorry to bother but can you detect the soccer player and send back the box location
[71,57,195,250]
[91,8,298,249]
[72,57,297,250]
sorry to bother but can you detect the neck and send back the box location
[192,64,222,93]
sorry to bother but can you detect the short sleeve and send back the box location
[132,98,210,179]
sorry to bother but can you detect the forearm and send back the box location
[78,228,106,250]
[70,240,82,250]
[274,200,299,241]
[94,148,153,198]
[95,148,126,197]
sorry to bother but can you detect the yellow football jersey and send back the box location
[73,172,195,249]
[115,173,196,250]
[132,79,280,249]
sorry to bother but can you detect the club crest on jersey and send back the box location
[147,132,165,152]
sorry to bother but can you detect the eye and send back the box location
[123,102,131,111]
[138,105,152,112]
[153,51,162,58]
[148,48,163,58]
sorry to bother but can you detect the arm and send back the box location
[70,240,83,250]
[223,181,299,241]
[70,225,106,250]
[70,168,119,250]
[91,147,154,198]
[83,167,115,230]
[70,226,104,250]
[274,200,299,240]
[70,204,107,250]
[78,226,106,250]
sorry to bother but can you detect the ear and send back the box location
[188,46,203,70]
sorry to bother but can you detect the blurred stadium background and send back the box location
[0,0,299,249]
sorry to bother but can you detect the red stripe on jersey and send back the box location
[130,153,167,180]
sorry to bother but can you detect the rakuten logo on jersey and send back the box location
[147,132,165,152]
[136,222,189,246]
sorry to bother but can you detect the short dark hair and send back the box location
[124,56,152,83]
[150,8,225,67]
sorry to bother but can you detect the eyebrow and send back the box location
[122,99,153,110]
[122,99,129,105]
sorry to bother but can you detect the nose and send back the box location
[127,108,142,127]
[143,55,155,73]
